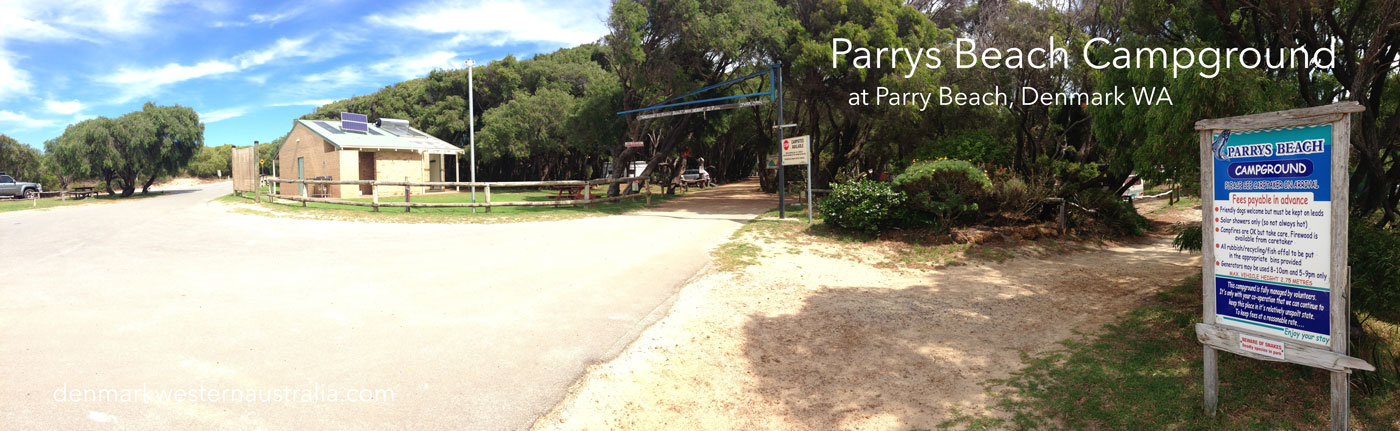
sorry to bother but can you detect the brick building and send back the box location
[276,118,462,198]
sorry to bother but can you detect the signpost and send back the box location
[781,135,812,224]
[1195,102,1372,431]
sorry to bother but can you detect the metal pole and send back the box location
[467,58,477,213]
[807,147,813,224]
[775,63,785,219]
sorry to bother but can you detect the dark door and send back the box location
[358,152,376,195]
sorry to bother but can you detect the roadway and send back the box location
[0,180,772,430]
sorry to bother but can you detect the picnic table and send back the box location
[66,187,96,200]
[549,185,586,207]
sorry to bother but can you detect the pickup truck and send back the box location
[0,172,42,199]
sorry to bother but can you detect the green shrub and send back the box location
[1070,187,1148,236]
[818,180,906,233]
[893,159,991,229]
[1350,218,1400,323]
[911,130,1010,165]
[1173,224,1203,252]
[986,176,1049,217]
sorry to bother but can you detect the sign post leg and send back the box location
[1330,371,1348,431]
[1204,346,1218,417]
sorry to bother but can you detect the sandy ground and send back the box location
[533,199,1203,430]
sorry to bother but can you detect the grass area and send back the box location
[712,203,1086,271]
[1148,195,1203,214]
[221,184,680,224]
[0,191,169,213]
[943,275,1399,431]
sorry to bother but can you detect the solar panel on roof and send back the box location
[341,112,369,133]
[315,121,344,134]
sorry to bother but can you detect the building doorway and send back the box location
[358,152,376,195]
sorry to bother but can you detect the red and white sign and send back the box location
[624,141,644,148]
[1239,333,1285,360]
[780,135,809,165]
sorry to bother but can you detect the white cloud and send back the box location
[370,51,460,80]
[234,37,314,68]
[269,99,333,107]
[301,66,363,87]
[105,60,239,86]
[0,0,181,42]
[199,107,246,123]
[44,99,84,115]
[366,0,607,46]
[0,51,33,100]
[0,110,55,129]
[99,37,321,102]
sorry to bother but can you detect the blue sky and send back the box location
[0,0,611,149]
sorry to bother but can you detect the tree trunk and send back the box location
[141,174,156,195]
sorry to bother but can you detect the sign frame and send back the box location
[1195,101,1371,431]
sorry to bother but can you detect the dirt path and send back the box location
[534,201,1202,430]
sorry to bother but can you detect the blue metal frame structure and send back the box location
[616,65,777,117]
[616,63,793,218]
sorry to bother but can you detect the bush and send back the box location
[986,175,1050,217]
[1070,187,1148,236]
[893,159,991,229]
[1350,218,1400,323]
[818,180,906,233]
[911,131,1010,165]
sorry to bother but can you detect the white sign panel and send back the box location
[1239,332,1285,360]
[1210,125,1333,347]
[765,154,779,169]
[781,135,809,165]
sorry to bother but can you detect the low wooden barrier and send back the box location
[258,176,651,212]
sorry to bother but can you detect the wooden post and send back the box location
[645,180,651,206]
[484,184,491,213]
[1198,129,1219,417]
[1329,114,1352,431]
[253,141,260,203]
[372,183,379,212]
[585,180,592,208]
[1057,200,1067,235]
[404,176,411,213]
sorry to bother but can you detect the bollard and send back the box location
[372,183,379,212]
[404,177,410,213]
[485,184,491,213]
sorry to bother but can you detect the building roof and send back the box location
[295,119,462,155]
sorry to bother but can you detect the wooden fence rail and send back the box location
[254,176,651,210]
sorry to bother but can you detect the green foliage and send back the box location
[0,134,43,181]
[1350,218,1400,323]
[186,144,233,178]
[1173,224,1203,252]
[1071,188,1148,236]
[985,175,1050,217]
[893,159,991,229]
[818,180,907,233]
[47,102,203,196]
[911,131,1011,166]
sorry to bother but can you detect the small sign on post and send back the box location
[1195,102,1372,431]
[624,141,644,148]
[765,154,779,169]
[781,135,809,165]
